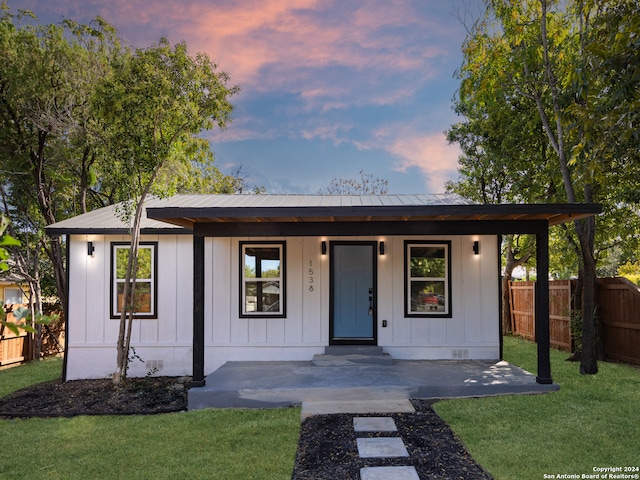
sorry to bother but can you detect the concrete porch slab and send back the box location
[188,359,559,412]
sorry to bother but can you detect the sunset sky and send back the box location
[19,0,483,194]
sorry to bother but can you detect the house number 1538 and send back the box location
[308,260,314,292]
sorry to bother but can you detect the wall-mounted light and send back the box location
[321,241,327,255]
[88,241,95,256]
[379,241,385,256]
[472,240,480,255]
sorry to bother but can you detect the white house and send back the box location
[46,194,600,386]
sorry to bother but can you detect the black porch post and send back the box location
[535,228,552,384]
[192,235,206,387]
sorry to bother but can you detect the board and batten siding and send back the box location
[202,235,500,374]
[65,233,499,380]
[65,234,193,380]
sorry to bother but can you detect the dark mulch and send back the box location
[292,399,493,480]
[0,376,189,418]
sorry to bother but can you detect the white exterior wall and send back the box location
[66,234,193,380]
[66,233,500,380]
[202,234,500,374]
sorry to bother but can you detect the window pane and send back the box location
[410,281,446,313]
[258,281,280,312]
[245,282,257,312]
[117,282,152,313]
[116,248,129,279]
[115,246,153,279]
[4,288,23,304]
[244,253,257,278]
[410,246,445,278]
[244,247,280,279]
[244,281,280,313]
[137,248,152,278]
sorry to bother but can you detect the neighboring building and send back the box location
[1,274,27,306]
[46,194,600,385]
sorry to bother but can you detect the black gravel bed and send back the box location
[292,399,493,480]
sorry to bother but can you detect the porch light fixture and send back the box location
[472,240,480,255]
[321,241,327,255]
[87,241,95,256]
[379,241,385,256]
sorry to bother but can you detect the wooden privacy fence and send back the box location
[0,304,65,366]
[597,278,640,365]
[0,304,29,366]
[509,277,640,365]
[509,280,573,351]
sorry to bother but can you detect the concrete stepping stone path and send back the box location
[354,416,420,480]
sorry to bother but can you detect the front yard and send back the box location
[1,337,639,479]
[435,336,640,479]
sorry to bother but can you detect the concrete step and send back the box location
[324,345,385,356]
[312,346,393,366]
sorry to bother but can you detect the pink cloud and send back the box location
[355,126,461,192]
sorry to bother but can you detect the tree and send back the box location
[319,170,388,195]
[0,4,124,313]
[92,38,238,382]
[449,0,640,374]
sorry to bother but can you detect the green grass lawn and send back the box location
[435,336,640,480]
[0,359,300,480]
[3,341,639,479]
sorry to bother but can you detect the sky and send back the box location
[20,0,483,194]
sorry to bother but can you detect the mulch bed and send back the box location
[1,380,491,479]
[0,377,189,418]
[292,399,493,480]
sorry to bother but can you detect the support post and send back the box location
[535,229,552,384]
[192,235,206,387]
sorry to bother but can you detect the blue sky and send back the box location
[21,0,483,194]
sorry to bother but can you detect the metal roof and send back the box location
[45,198,189,235]
[46,194,602,235]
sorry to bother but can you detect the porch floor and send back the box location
[188,359,559,413]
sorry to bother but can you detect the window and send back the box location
[405,241,451,317]
[3,287,23,305]
[240,242,285,317]
[111,242,157,319]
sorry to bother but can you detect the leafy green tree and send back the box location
[0,4,124,313]
[92,37,238,382]
[449,0,640,374]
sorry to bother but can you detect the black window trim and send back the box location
[404,240,452,318]
[110,241,159,319]
[239,240,286,318]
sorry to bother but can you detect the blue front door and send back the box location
[331,243,376,343]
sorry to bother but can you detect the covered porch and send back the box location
[146,194,601,389]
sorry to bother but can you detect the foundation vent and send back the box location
[145,360,164,372]
[451,349,469,359]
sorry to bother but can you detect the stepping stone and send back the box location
[356,437,409,458]
[354,416,397,432]
[360,466,420,480]
[300,398,414,419]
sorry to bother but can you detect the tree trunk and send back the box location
[576,215,598,374]
[501,235,534,335]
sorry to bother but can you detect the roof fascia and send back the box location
[147,202,601,220]
[193,219,550,237]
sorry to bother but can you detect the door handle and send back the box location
[368,290,373,315]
